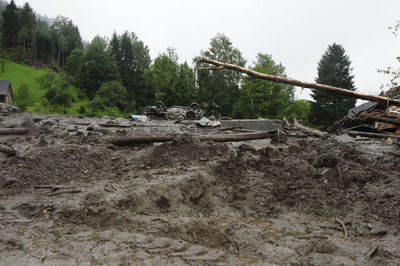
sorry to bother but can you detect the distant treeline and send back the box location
[0,0,357,128]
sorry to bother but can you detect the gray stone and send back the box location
[334,134,355,144]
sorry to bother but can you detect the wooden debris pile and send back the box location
[332,95,400,140]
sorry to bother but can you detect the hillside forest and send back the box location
[0,0,383,128]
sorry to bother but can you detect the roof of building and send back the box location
[0,80,11,96]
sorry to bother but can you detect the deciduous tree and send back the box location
[77,36,120,98]
[233,53,294,119]
[196,33,245,116]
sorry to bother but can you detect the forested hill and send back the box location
[0,0,360,128]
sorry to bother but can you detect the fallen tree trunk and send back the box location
[288,114,328,137]
[347,130,400,139]
[109,130,281,146]
[367,114,400,126]
[197,57,400,107]
[0,128,29,135]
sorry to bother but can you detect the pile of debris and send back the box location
[144,101,204,121]
[332,92,400,140]
[0,103,20,113]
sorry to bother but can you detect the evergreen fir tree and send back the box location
[310,43,356,129]
[2,0,19,47]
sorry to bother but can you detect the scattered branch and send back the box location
[335,218,348,238]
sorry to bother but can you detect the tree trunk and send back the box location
[196,57,400,107]
[0,128,29,135]
[33,28,37,69]
[57,46,61,65]
[109,131,279,146]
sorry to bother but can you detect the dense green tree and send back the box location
[77,36,120,98]
[112,31,151,106]
[233,53,294,119]
[49,16,82,67]
[15,83,29,110]
[196,33,246,116]
[175,61,197,105]
[145,48,197,106]
[0,48,7,71]
[18,2,35,51]
[145,48,179,106]
[284,100,311,125]
[44,77,74,114]
[2,0,19,47]
[310,43,356,129]
[64,48,83,81]
[89,80,129,112]
[37,72,58,90]
[36,29,54,63]
[108,31,121,65]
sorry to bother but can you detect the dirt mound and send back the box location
[0,144,114,195]
[212,138,400,228]
[144,133,232,167]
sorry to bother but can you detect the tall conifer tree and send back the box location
[2,0,19,47]
[310,43,356,129]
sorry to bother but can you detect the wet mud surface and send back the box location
[1,112,400,265]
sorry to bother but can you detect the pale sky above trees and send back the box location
[14,0,400,101]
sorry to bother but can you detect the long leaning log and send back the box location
[109,131,278,146]
[196,57,400,107]
[0,128,29,135]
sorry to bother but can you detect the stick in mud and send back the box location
[335,218,348,238]
[347,130,400,140]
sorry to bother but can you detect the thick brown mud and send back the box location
[1,113,400,265]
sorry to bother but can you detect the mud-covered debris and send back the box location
[0,144,16,156]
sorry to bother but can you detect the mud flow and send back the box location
[1,113,400,265]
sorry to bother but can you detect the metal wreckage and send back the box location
[144,101,204,121]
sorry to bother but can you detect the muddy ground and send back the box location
[0,112,400,265]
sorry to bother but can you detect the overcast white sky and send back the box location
[14,0,400,101]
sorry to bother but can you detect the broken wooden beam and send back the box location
[347,130,400,139]
[196,57,400,107]
[0,128,29,135]
[108,130,283,146]
[367,114,400,126]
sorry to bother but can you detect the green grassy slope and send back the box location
[0,60,87,115]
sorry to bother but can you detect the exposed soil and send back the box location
[1,112,400,265]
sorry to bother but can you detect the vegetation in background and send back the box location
[0,0,361,124]
[310,43,356,129]
[233,53,294,119]
[144,47,196,107]
[195,33,246,116]
[379,20,400,96]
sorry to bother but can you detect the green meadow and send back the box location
[0,60,88,115]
